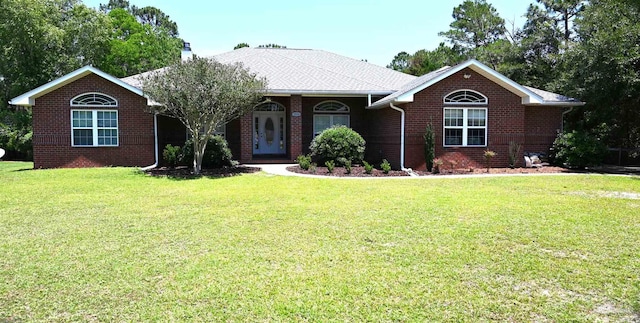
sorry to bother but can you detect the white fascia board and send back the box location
[526,101,586,107]
[385,59,547,108]
[9,66,145,107]
[466,60,545,104]
[267,90,394,97]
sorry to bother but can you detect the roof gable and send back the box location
[9,66,145,106]
[369,59,583,109]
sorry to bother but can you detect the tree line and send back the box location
[388,0,640,161]
[0,0,182,158]
[1,0,638,162]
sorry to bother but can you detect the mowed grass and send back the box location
[0,161,639,322]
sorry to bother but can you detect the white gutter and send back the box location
[389,103,415,175]
[561,106,574,132]
[140,113,159,171]
[367,93,372,106]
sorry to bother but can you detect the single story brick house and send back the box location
[10,47,583,170]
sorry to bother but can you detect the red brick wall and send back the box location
[524,106,563,154]
[33,74,154,168]
[225,118,242,159]
[365,107,402,168]
[290,95,303,159]
[403,68,526,169]
[366,68,523,170]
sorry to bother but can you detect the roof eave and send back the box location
[525,101,586,107]
[9,66,145,107]
[266,89,395,97]
[366,59,551,110]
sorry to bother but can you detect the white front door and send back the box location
[253,111,286,155]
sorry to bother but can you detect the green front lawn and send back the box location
[1,161,638,321]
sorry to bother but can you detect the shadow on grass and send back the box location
[142,166,261,181]
[11,167,35,172]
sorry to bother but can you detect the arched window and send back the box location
[313,101,350,113]
[70,92,118,107]
[443,90,488,105]
[313,101,350,135]
[70,92,118,147]
[255,102,285,111]
[442,90,487,147]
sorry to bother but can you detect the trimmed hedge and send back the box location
[309,126,365,165]
[181,135,234,168]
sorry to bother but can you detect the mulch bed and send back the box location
[414,166,576,176]
[288,165,577,177]
[146,165,261,178]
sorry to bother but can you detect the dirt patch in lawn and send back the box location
[146,166,261,179]
[287,165,576,177]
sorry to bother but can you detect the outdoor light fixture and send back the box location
[464,74,471,79]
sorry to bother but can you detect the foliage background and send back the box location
[1,0,638,163]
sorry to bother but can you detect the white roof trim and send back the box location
[396,59,544,106]
[9,66,145,106]
[368,59,552,109]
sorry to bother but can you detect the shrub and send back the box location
[309,163,317,173]
[432,158,443,174]
[508,141,521,169]
[0,109,33,160]
[181,135,234,169]
[162,144,181,168]
[296,154,312,170]
[380,159,391,174]
[363,161,374,174]
[309,126,365,165]
[483,150,496,172]
[343,159,352,174]
[423,122,436,172]
[325,160,335,173]
[552,130,608,168]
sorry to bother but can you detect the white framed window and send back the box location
[443,108,487,147]
[313,100,350,135]
[255,102,285,111]
[71,110,118,146]
[71,92,118,107]
[443,89,488,105]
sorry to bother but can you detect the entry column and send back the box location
[240,113,253,162]
[290,95,303,159]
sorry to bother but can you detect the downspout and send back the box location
[140,112,159,171]
[389,103,414,174]
[561,107,574,133]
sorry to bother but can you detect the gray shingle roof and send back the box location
[523,86,581,103]
[367,66,453,108]
[122,48,416,95]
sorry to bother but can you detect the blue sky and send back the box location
[83,0,533,66]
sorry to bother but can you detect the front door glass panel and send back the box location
[265,117,274,146]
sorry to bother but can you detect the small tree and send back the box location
[423,122,436,172]
[142,57,267,174]
[508,141,521,168]
[483,150,496,172]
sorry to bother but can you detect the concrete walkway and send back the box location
[248,164,617,179]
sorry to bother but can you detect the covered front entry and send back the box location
[252,102,286,155]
